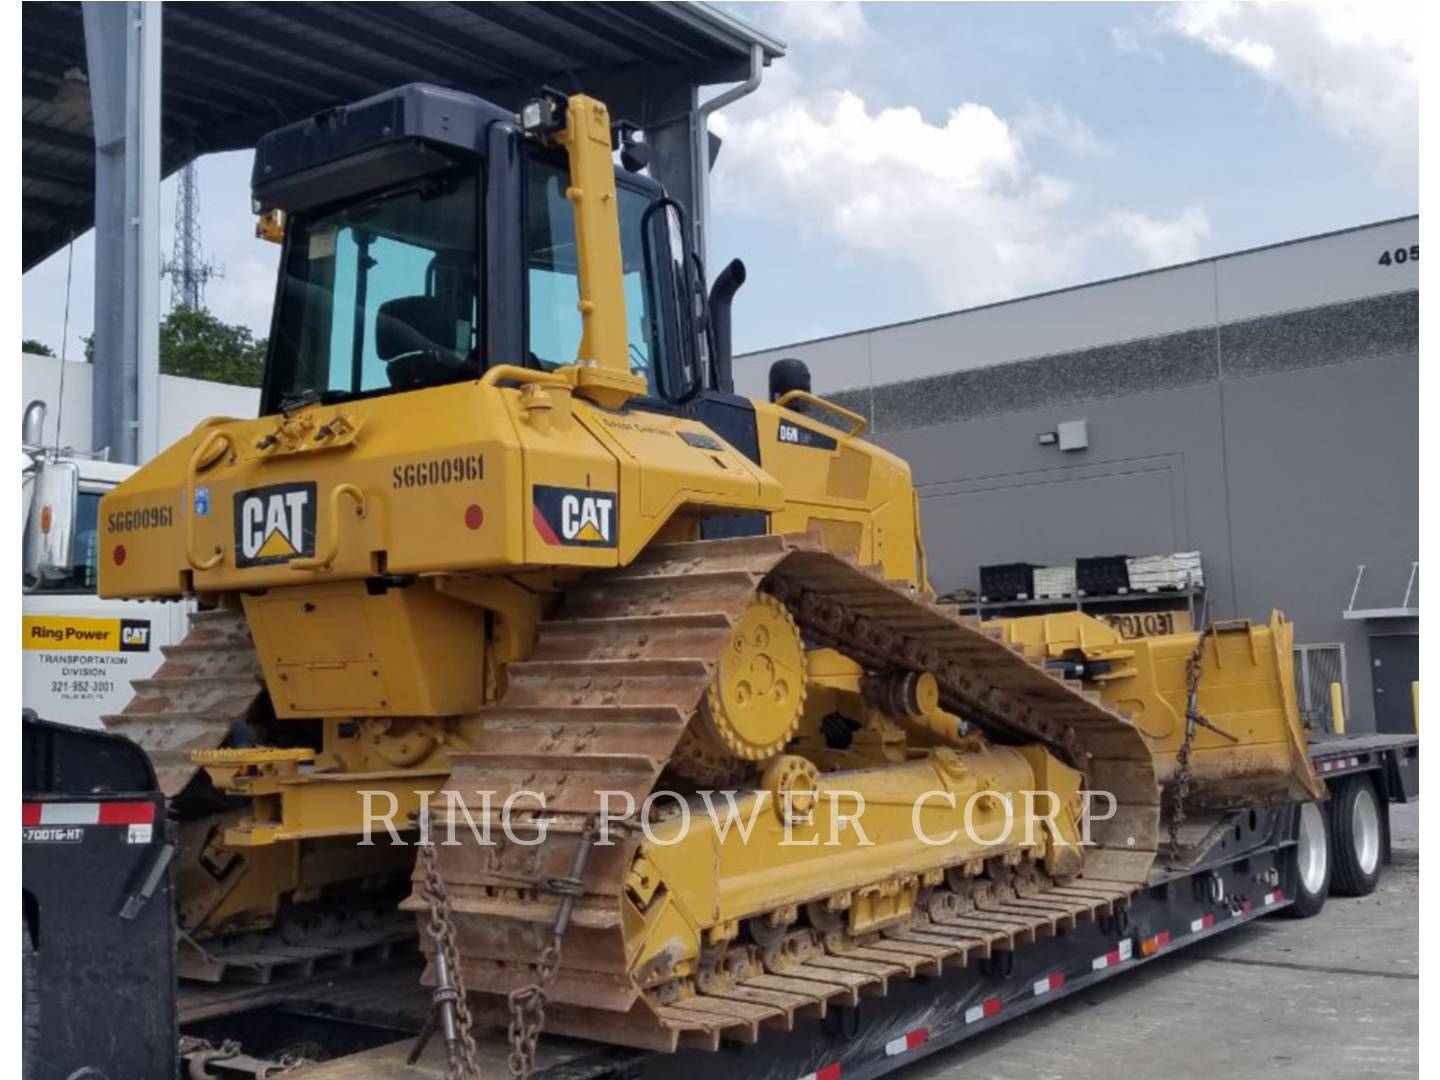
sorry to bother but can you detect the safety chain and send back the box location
[1168,632,1209,864]
[417,838,483,1080]
[177,1035,315,1077]
[507,816,600,1079]
[1166,627,1243,864]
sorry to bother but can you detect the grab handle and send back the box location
[290,483,367,572]
[775,389,869,437]
[184,431,234,572]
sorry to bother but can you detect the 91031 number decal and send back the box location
[1378,245,1418,266]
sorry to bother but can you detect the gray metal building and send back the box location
[735,215,1419,735]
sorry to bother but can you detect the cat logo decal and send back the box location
[532,485,617,548]
[234,482,317,567]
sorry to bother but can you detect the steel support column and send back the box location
[83,0,161,464]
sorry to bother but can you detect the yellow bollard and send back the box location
[1329,681,1346,735]
[1413,682,1420,733]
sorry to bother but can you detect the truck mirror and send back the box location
[24,459,80,587]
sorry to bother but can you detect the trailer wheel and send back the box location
[1279,801,1329,918]
[1328,775,1384,897]
[23,921,39,1080]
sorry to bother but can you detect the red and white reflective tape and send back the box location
[1091,939,1133,970]
[1032,972,1065,997]
[22,801,154,826]
[1240,899,1253,914]
[796,1063,842,1080]
[1190,913,1217,933]
[964,996,1002,1024]
[1262,890,1285,906]
[1320,755,1362,773]
[883,1028,928,1057]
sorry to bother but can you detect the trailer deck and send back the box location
[296,833,1298,1080]
[24,716,1418,1080]
[240,733,1426,1080]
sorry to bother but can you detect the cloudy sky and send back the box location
[22,1,1419,359]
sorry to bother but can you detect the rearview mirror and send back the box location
[644,197,708,401]
[24,459,79,588]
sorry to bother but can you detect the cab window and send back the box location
[525,158,663,396]
[268,171,480,408]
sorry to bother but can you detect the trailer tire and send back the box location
[23,921,39,1080]
[1328,775,1384,897]
[1279,801,1329,919]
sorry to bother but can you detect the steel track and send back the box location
[423,534,1161,1051]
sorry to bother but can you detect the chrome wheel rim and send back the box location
[1298,802,1328,895]
[1352,784,1381,876]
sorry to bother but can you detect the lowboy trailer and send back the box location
[22,714,1417,1080]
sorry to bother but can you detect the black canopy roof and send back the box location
[22,1,783,270]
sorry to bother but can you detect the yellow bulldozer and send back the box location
[97,85,1323,1057]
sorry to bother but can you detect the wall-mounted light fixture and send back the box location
[1057,420,1089,452]
[1038,420,1089,451]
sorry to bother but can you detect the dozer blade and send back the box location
[417,534,1163,1051]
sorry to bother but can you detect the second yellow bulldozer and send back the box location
[97,84,1322,1053]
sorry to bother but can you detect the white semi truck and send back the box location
[21,401,190,728]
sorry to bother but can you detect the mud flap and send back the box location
[22,716,177,1080]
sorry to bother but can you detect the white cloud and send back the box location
[1110,24,1165,62]
[1107,206,1212,267]
[1161,1,1418,185]
[762,1,869,45]
[711,87,1206,308]
[1016,103,1113,158]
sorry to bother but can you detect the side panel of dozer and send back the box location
[998,610,1324,808]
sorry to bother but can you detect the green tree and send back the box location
[159,307,267,388]
[22,339,55,357]
[80,308,267,388]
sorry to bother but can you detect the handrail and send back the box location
[479,364,571,390]
[290,484,367,572]
[183,431,234,572]
[775,389,869,437]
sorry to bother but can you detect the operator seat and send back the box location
[376,295,471,388]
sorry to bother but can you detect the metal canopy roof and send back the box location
[21,1,784,270]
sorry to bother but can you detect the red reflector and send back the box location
[113,544,127,566]
[97,801,155,825]
[984,997,1002,1017]
[464,504,484,530]
[816,1064,842,1080]
[22,803,40,827]
[907,1028,929,1049]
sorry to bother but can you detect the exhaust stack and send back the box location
[22,400,47,447]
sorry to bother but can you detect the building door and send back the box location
[1369,634,1418,734]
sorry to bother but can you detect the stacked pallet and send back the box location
[978,563,1037,602]
[1125,551,1203,592]
[1032,565,1077,599]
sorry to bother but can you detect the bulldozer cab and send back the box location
[255,84,717,422]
